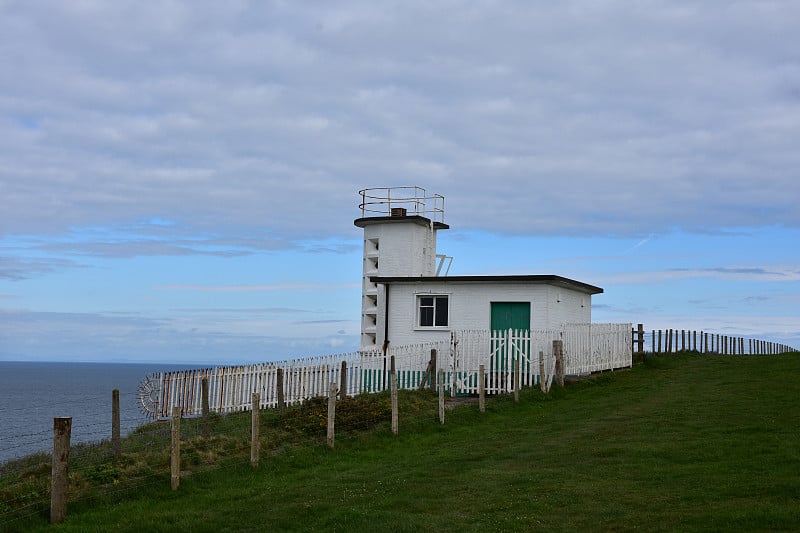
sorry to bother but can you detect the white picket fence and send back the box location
[560,323,634,375]
[444,323,631,395]
[141,323,632,418]
[151,352,362,418]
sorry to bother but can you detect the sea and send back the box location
[0,361,190,466]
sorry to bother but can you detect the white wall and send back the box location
[360,218,441,348]
[378,281,593,347]
[362,221,437,277]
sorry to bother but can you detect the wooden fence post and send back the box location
[391,356,398,435]
[171,406,181,491]
[538,351,546,392]
[201,377,210,438]
[251,393,260,468]
[112,389,121,460]
[657,330,662,353]
[479,364,486,412]
[277,368,285,415]
[50,417,72,524]
[340,360,347,398]
[553,340,564,387]
[418,350,435,391]
[389,356,400,435]
[636,323,644,358]
[438,369,445,424]
[327,382,337,448]
[430,350,437,392]
[513,356,520,403]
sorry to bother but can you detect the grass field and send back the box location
[10,352,800,532]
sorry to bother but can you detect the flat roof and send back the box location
[354,215,450,230]
[369,274,604,295]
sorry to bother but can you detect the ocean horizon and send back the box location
[0,361,191,465]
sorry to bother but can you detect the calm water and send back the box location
[0,361,188,465]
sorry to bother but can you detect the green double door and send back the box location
[490,302,531,332]
[490,302,531,379]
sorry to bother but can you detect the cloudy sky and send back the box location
[1,1,798,363]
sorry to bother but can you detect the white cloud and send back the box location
[597,265,800,285]
[0,307,361,363]
[2,1,798,362]
[1,1,798,240]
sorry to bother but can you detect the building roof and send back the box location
[369,274,604,295]
[354,215,450,230]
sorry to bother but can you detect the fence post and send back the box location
[438,369,445,424]
[657,330,662,353]
[251,393,260,468]
[201,377,210,437]
[340,360,347,398]
[50,416,72,524]
[513,355,520,403]
[327,382,337,448]
[554,340,564,387]
[391,356,398,435]
[171,406,181,491]
[538,351,546,392]
[430,350,437,392]
[277,368,285,415]
[112,389,121,460]
[479,364,486,412]
[636,323,644,359]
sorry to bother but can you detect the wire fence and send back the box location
[631,326,796,356]
[0,385,452,528]
[2,323,795,528]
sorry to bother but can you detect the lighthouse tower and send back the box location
[354,187,449,350]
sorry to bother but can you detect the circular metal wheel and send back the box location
[137,373,161,420]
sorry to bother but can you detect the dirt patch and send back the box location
[445,396,479,410]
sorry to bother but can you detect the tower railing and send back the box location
[358,186,445,223]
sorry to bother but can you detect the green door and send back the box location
[490,302,531,332]
[490,302,531,386]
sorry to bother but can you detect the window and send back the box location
[418,295,449,327]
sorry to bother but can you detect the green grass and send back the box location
[5,353,800,532]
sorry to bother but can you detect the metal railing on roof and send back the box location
[358,186,445,223]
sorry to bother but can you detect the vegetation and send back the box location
[2,352,799,532]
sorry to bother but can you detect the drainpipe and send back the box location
[383,283,390,348]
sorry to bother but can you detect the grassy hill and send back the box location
[15,353,800,532]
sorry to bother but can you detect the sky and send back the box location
[1,1,798,364]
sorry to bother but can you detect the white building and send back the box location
[355,187,603,351]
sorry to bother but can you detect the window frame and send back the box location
[415,293,450,329]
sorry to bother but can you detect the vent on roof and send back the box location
[390,207,407,217]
